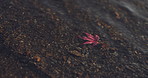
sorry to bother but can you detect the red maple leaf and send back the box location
[79,32,101,46]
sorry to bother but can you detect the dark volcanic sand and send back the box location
[0,0,147,78]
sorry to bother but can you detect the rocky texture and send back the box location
[0,0,147,78]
